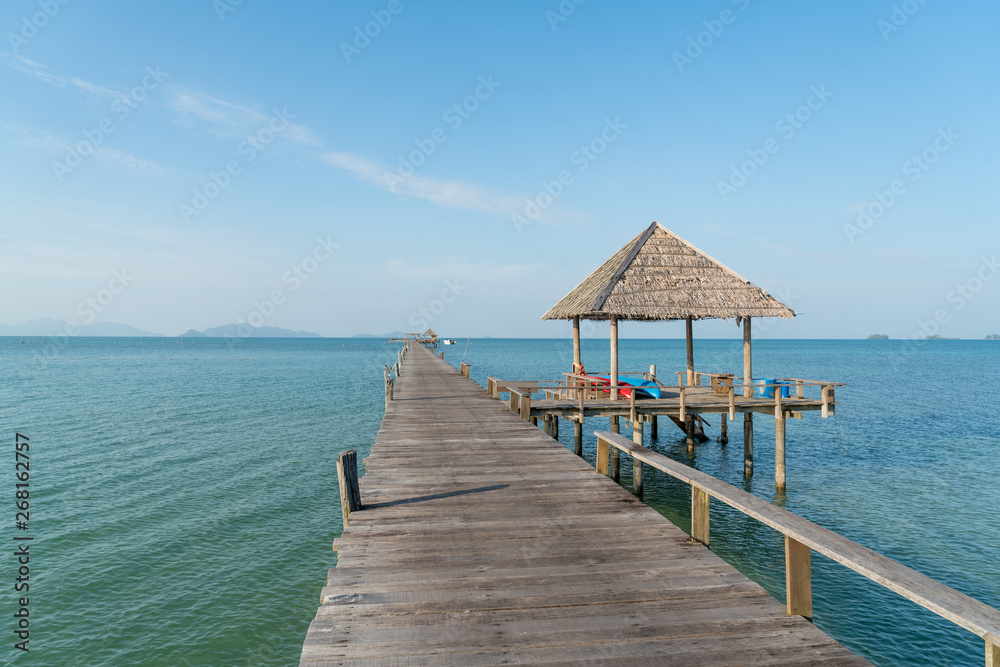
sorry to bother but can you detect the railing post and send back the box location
[509,390,518,412]
[632,418,643,497]
[986,635,1000,667]
[784,536,812,619]
[519,393,531,420]
[596,435,610,476]
[337,450,362,528]
[691,487,709,545]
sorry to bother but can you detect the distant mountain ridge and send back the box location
[184,324,322,338]
[0,319,164,337]
[352,331,405,338]
[0,319,323,338]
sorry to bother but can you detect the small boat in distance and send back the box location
[442,339,457,345]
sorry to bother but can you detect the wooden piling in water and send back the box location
[744,412,754,477]
[574,420,583,456]
[336,450,361,528]
[776,397,787,490]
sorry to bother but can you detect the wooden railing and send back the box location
[594,430,1000,666]
[383,343,409,407]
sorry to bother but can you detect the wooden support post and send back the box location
[650,415,658,439]
[337,450,362,528]
[691,487,709,545]
[776,408,787,491]
[743,317,753,399]
[744,412,754,477]
[572,316,581,371]
[784,536,812,619]
[720,414,728,444]
[649,363,656,384]
[552,415,559,439]
[574,420,583,457]
[609,416,620,482]
[610,315,619,400]
[439,351,444,359]
[822,385,836,418]
[519,393,531,420]
[596,436,609,476]
[543,415,552,436]
[686,316,694,386]
[728,385,736,420]
[679,387,687,422]
[509,391,518,412]
[796,380,805,399]
[686,415,695,450]
[633,419,644,496]
[987,636,1000,667]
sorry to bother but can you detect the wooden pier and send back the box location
[300,344,875,665]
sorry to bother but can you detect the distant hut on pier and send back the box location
[542,221,794,397]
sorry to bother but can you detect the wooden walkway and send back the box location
[300,345,870,666]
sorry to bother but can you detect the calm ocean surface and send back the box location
[2,337,997,666]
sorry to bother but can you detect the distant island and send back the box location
[0,319,322,338]
[0,318,163,337]
[923,335,960,340]
[987,334,1000,340]
[866,334,889,340]
[180,324,321,338]
[353,331,405,339]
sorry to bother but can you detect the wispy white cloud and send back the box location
[3,53,527,218]
[5,123,164,175]
[165,87,320,147]
[320,151,523,215]
[1,52,121,99]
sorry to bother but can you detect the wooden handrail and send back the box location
[594,430,1000,663]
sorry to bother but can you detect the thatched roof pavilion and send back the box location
[542,222,795,398]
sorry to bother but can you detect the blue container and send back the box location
[754,378,777,398]
[756,379,791,398]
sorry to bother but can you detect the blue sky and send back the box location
[1,0,997,338]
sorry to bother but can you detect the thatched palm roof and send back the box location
[541,222,795,322]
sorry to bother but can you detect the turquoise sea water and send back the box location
[2,337,998,666]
